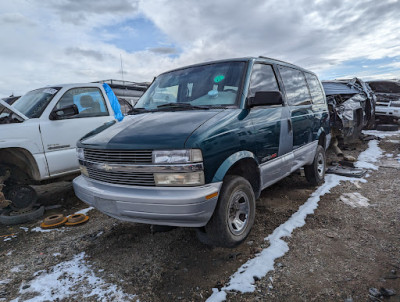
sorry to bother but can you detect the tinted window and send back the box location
[278,66,311,106]
[248,64,279,97]
[55,87,108,118]
[305,73,325,104]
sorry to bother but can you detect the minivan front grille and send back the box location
[87,167,155,186]
[84,149,153,164]
[84,148,155,186]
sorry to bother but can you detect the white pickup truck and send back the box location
[0,83,122,210]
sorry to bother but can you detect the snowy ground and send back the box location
[1,130,399,301]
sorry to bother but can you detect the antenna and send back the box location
[120,54,124,83]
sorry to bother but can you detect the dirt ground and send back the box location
[0,134,399,302]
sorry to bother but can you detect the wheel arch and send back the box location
[212,151,261,199]
[0,148,41,183]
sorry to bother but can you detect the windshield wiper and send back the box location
[157,103,210,110]
[128,107,148,115]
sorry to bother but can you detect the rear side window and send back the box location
[248,64,279,97]
[305,73,325,104]
[278,66,311,106]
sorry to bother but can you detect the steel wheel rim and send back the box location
[317,152,325,178]
[227,190,250,236]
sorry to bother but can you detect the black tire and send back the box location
[0,206,45,225]
[304,145,326,186]
[376,124,399,131]
[196,175,255,248]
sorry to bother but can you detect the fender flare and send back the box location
[212,151,259,182]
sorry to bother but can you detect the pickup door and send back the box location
[39,87,115,177]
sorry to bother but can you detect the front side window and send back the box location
[248,64,280,97]
[135,61,246,109]
[278,66,312,106]
[54,87,108,118]
[305,73,325,104]
[12,87,61,118]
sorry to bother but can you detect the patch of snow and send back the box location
[339,192,370,208]
[0,279,11,285]
[207,136,387,301]
[362,129,400,138]
[19,227,29,232]
[6,250,13,256]
[355,140,383,170]
[387,139,400,144]
[3,234,17,242]
[96,231,104,237]
[207,174,357,301]
[75,207,94,215]
[12,253,137,302]
[386,153,394,157]
[10,265,24,273]
[30,227,64,233]
[52,253,61,257]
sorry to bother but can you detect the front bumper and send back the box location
[72,175,222,227]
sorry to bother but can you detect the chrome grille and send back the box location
[87,167,155,186]
[84,149,153,164]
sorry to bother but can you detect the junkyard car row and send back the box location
[0,56,397,247]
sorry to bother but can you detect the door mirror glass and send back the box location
[50,104,79,120]
[249,91,283,107]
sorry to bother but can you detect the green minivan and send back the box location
[73,56,330,247]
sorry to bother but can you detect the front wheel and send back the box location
[196,175,255,248]
[304,145,326,186]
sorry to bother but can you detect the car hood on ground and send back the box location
[80,110,224,149]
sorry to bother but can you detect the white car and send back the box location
[0,83,119,209]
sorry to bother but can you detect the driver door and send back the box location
[40,87,114,176]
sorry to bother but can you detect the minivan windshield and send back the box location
[12,87,61,118]
[135,61,246,110]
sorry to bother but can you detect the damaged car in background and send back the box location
[322,78,376,148]
[367,80,400,124]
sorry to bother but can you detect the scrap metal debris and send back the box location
[322,78,376,142]
[326,164,366,178]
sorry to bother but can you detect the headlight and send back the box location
[154,172,205,186]
[152,149,202,164]
[76,148,85,160]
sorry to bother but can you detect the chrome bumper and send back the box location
[72,175,222,227]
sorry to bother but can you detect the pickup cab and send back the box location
[73,57,330,247]
[0,83,121,208]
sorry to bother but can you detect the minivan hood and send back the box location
[0,100,28,121]
[80,110,223,149]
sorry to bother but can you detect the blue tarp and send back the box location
[102,83,124,121]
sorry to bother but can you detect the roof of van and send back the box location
[158,56,316,76]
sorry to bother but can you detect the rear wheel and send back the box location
[196,175,255,248]
[304,145,326,186]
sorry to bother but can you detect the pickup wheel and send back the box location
[304,145,326,186]
[196,175,255,248]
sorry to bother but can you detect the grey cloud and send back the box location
[0,13,36,26]
[42,0,139,24]
[148,47,177,55]
[65,47,105,61]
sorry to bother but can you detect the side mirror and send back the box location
[50,104,79,120]
[248,91,283,108]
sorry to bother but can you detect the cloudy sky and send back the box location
[1,0,400,97]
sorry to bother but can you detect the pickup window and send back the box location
[12,87,61,118]
[55,87,109,118]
